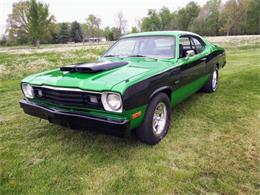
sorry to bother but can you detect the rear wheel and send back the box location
[136,93,171,145]
[201,65,219,93]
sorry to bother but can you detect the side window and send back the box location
[179,37,191,50]
[179,36,193,58]
[191,37,205,54]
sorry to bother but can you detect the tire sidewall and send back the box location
[212,67,219,92]
[137,93,171,145]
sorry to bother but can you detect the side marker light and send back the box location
[132,111,142,119]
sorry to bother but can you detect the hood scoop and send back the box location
[60,61,128,73]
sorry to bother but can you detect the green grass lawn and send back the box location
[1,38,260,194]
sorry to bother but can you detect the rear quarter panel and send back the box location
[206,42,226,70]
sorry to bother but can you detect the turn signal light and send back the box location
[132,111,142,119]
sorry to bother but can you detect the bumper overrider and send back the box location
[19,99,130,137]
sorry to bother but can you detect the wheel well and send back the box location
[161,88,172,101]
[151,87,172,101]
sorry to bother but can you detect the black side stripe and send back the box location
[122,50,224,110]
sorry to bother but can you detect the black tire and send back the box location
[201,65,219,93]
[136,93,171,145]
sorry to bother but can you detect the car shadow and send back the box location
[20,90,214,170]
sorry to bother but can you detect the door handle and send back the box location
[201,57,207,61]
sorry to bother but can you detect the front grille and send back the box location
[33,86,103,109]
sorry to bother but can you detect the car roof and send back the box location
[122,31,201,38]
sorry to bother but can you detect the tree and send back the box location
[102,26,122,41]
[70,21,83,42]
[5,0,260,46]
[207,0,221,36]
[141,9,161,31]
[103,26,113,41]
[130,27,138,33]
[192,0,221,36]
[159,6,172,30]
[219,0,250,35]
[170,11,179,30]
[86,14,101,38]
[0,35,7,46]
[140,7,177,31]
[111,27,121,40]
[47,22,60,44]
[244,0,260,34]
[58,23,70,43]
[177,1,200,30]
[115,11,128,35]
[27,0,54,47]
[5,0,55,46]
[5,1,30,45]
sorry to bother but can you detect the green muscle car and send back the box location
[20,31,226,145]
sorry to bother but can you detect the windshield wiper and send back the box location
[128,54,158,61]
[103,54,117,57]
[127,54,146,57]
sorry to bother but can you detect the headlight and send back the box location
[101,92,122,112]
[21,83,34,98]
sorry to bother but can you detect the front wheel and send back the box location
[136,93,171,145]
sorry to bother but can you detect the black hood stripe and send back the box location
[60,61,128,73]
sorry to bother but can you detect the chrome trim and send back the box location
[32,85,101,94]
[101,92,123,113]
[152,102,167,135]
[30,85,124,113]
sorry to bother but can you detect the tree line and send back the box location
[141,0,260,36]
[2,0,126,47]
[1,0,259,47]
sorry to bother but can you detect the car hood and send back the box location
[23,58,176,93]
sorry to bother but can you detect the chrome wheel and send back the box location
[152,102,167,135]
[212,70,218,91]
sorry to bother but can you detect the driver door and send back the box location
[172,35,207,104]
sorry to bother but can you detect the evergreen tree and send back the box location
[58,23,70,43]
[103,27,114,41]
[70,21,83,43]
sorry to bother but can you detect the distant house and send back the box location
[84,37,106,43]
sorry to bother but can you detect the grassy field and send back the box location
[1,36,260,194]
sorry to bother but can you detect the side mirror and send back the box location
[185,50,195,58]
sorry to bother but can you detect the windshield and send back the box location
[104,36,176,59]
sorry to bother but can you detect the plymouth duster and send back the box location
[20,31,226,145]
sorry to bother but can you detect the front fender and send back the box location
[149,86,172,101]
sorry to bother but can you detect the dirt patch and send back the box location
[26,58,50,66]
[0,114,16,122]
[0,64,6,75]
[0,42,112,55]
[206,35,260,45]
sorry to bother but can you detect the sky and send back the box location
[0,0,211,36]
